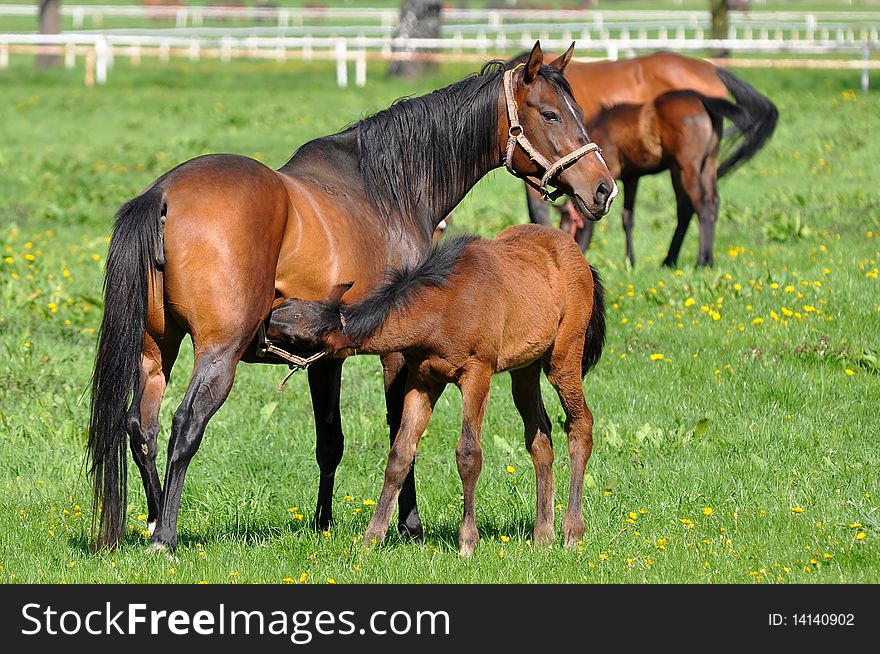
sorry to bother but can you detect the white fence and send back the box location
[1,31,877,90]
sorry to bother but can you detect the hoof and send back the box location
[397,521,424,545]
[533,529,555,546]
[146,542,178,562]
[458,540,477,557]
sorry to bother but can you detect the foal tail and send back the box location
[581,266,606,377]
[714,68,779,178]
[88,186,165,550]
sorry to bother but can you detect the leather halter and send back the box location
[503,66,602,202]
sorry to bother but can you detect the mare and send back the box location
[511,52,779,244]
[87,42,615,551]
[267,224,606,555]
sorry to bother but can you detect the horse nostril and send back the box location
[595,181,609,205]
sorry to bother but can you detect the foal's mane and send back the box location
[341,234,480,341]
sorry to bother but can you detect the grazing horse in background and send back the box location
[511,52,779,238]
[267,224,606,555]
[559,90,752,267]
[88,41,616,551]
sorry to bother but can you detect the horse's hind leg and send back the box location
[382,353,424,541]
[546,338,594,548]
[151,346,241,550]
[510,360,555,545]
[308,358,345,532]
[663,167,695,268]
[693,155,720,268]
[127,329,183,535]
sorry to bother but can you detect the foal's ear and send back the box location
[548,42,575,73]
[524,41,544,85]
[328,281,355,304]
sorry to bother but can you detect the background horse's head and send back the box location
[505,42,617,220]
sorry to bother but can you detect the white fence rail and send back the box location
[1,31,877,90]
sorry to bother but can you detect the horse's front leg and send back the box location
[382,352,424,541]
[307,357,345,532]
[365,375,444,546]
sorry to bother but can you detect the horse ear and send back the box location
[524,41,543,85]
[548,42,575,73]
[328,281,354,303]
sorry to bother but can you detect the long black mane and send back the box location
[341,234,480,341]
[280,61,575,228]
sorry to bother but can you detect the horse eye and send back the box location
[541,111,561,123]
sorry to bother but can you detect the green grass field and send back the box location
[0,57,878,584]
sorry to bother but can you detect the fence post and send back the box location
[85,47,95,88]
[355,48,366,87]
[862,46,870,94]
[0,44,8,69]
[336,39,348,88]
[95,37,109,85]
[65,42,75,69]
[606,42,618,61]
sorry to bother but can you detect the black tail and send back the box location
[88,186,165,550]
[714,68,779,178]
[582,266,605,377]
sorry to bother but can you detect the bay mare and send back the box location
[87,43,615,551]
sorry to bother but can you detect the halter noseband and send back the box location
[503,66,602,202]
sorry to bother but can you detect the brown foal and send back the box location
[267,224,606,555]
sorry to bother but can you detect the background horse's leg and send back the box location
[127,329,183,535]
[364,375,444,546]
[664,168,696,268]
[456,367,492,556]
[151,346,241,550]
[307,358,345,531]
[525,184,550,226]
[622,178,639,266]
[510,360,555,545]
[382,353,424,541]
[694,157,720,268]
[545,337,593,549]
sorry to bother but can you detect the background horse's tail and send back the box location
[582,266,606,377]
[714,68,779,178]
[88,186,165,550]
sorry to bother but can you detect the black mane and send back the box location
[280,60,574,227]
[342,234,480,341]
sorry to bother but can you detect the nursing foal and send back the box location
[267,224,605,555]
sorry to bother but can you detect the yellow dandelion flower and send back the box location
[505,465,516,474]
[281,577,295,584]
[649,353,664,361]
[684,298,696,307]
[299,572,308,583]
[823,553,833,560]
[645,558,654,566]
[733,283,742,292]
[498,550,506,559]
[598,553,608,561]
[327,577,337,584]
[791,507,805,514]
[845,369,855,376]
[500,535,510,543]
[855,532,866,541]
[343,495,353,502]
[629,511,638,520]
[752,317,764,325]
[362,499,376,506]
[168,568,176,575]
[849,523,863,529]
[703,507,713,517]
[680,518,694,528]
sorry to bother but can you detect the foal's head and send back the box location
[267,282,354,351]
[505,42,617,220]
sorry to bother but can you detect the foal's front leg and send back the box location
[456,368,492,556]
[364,376,444,546]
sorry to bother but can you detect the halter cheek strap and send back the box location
[503,67,602,202]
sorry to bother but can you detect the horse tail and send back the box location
[582,266,606,377]
[714,68,779,178]
[88,185,165,550]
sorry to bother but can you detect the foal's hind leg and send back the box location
[382,353,424,541]
[127,329,182,535]
[510,361,555,545]
[151,346,242,550]
[546,347,594,548]
[307,358,345,532]
[663,167,695,268]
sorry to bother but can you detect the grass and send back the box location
[0,56,878,584]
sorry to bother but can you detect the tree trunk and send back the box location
[38,0,61,69]
[710,0,731,58]
[388,0,443,79]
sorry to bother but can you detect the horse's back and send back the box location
[565,52,727,119]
